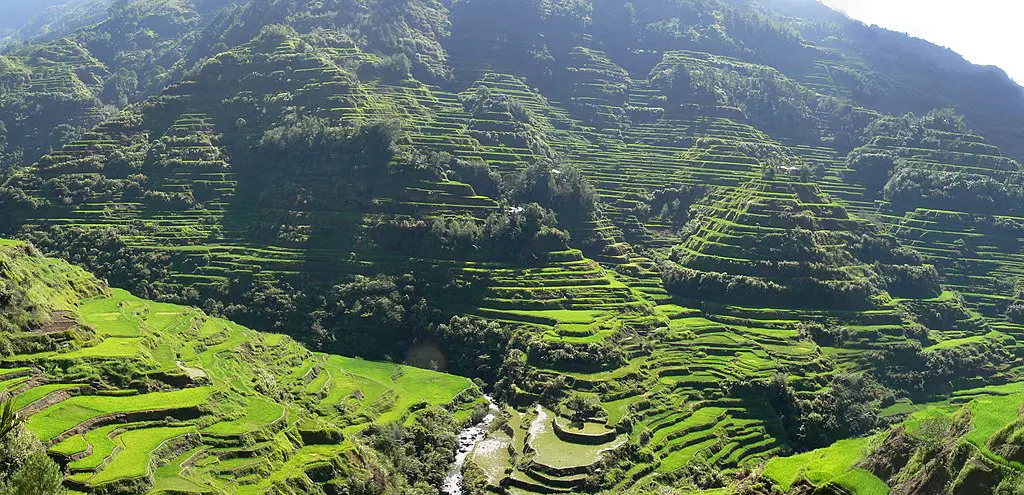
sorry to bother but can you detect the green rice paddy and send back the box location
[3,15,1024,495]
[764,436,881,491]
[0,243,479,493]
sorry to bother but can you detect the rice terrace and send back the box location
[1,0,1024,494]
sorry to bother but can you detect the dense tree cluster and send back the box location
[845,149,901,196]
[530,336,626,373]
[884,167,1024,215]
[374,156,597,263]
[875,263,941,299]
[460,85,553,157]
[448,156,501,198]
[767,373,892,450]
[429,316,527,385]
[258,115,400,174]
[652,59,822,141]
[860,335,1013,398]
[17,226,174,300]
[1006,281,1024,324]
[661,262,879,310]
[849,234,942,298]
[321,274,437,356]
[375,203,569,263]
[841,108,1024,214]
[0,401,65,495]
[0,280,35,337]
[482,203,570,262]
[564,393,603,423]
[360,407,461,494]
[645,184,706,225]
[503,159,600,224]
[920,338,1013,391]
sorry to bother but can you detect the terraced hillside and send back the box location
[762,380,1024,494]
[0,29,666,368]
[0,37,113,170]
[0,0,278,170]
[2,0,1024,494]
[0,240,483,494]
[454,183,1019,494]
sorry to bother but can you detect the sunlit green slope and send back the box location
[0,240,482,494]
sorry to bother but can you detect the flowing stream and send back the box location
[441,395,500,495]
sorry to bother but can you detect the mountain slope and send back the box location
[0,239,483,494]
[1,1,1024,494]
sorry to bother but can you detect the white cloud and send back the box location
[819,0,1024,83]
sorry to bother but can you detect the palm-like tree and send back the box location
[0,399,20,439]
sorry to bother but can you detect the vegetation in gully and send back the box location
[1,0,1024,494]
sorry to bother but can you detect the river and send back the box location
[440,395,500,495]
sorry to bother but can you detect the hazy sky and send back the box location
[820,0,1024,83]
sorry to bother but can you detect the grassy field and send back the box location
[89,426,196,485]
[528,407,625,469]
[201,397,284,436]
[0,243,479,493]
[761,384,1024,494]
[28,388,213,442]
[764,436,882,492]
[965,393,1024,465]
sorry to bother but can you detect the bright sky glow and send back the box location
[819,0,1024,83]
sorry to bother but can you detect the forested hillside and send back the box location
[2,0,1024,494]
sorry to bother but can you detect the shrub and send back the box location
[766,373,891,450]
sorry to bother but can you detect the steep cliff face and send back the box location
[990,403,1024,465]
[861,406,1024,495]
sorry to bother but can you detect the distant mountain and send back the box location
[0,0,70,30]
[0,0,112,45]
